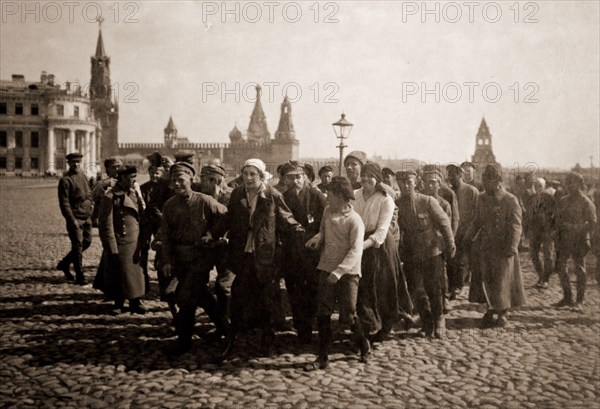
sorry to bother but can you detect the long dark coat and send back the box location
[98,186,145,300]
[467,187,526,310]
[225,184,303,283]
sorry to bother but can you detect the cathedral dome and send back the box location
[229,125,242,142]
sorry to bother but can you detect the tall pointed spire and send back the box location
[274,95,295,140]
[472,117,498,170]
[477,117,490,138]
[95,17,106,58]
[247,85,271,143]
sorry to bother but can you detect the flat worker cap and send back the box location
[423,170,444,181]
[116,165,137,175]
[461,161,476,169]
[280,160,305,175]
[170,162,196,177]
[318,165,334,176]
[200,164,226,178]
[66,152,83,161]
[445,164,463,174]
[104,156,123,169]
[174,150,195,164]
[395,170,418,180]
[344,150,367,166]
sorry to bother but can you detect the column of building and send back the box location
[47,127,56,174]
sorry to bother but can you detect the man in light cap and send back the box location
[222,158,304,359]
[461,161,483,192]
[57,153,93,285]
[525,177,556,288]
[465,165,525,327]
[554,172,596,310]
[281,161,327,343]
[396,169,456,338]
[159,161,230,356]
[198,163,235,326]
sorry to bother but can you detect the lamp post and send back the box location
[332,113,354,176]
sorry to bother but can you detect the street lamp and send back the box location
[332,113,353,176]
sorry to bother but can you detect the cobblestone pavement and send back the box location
[1,179,599,408]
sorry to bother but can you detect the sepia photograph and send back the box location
[1,1,599,407]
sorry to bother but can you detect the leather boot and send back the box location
[421,310,433,337]
[351,320,370,362]
[433,316,445,339]
[576,276,586,305]
[74,255,86,285]
[316,316,331,369]
[57,259,74,281]
[221,328,236,360]
[129,298,146,314]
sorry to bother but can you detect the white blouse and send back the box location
[353,188,395,248]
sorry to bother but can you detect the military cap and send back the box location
[318,165,334,176]
[104,156,123,169]
[445,164,463,174]
[170,161,196,177]
[174,150,195,165]
[482,164,502,182]
[66,152,83,161]
[395,170,418,180]
[343,150,367,167]
[461,161,476,169]
[565,172,585,187]
[280,160,305,175]
[200,164,226,178]
[147,152,162,168]
[116,165,137,175]
[423,170,444,181]
[422,164,440,173]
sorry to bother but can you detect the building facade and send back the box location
[0,73,101,177]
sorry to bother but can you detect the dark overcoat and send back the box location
[467,187,526,310]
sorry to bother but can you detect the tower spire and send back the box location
[95,17,106,58]
[247,84,271,143]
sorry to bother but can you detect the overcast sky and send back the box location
[2,1,599,169]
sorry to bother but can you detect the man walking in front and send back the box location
[57,153,93,285]
[554,172,597,310]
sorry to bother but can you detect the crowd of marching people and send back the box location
[55,149,599,369]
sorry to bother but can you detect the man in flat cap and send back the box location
[461,161,483,192]
[197,163,235,327]
[525,177,556,289]
[98,165,146,314]
[465,165,525,327]
[446,163,480,300]
[159,162,230,356]
[396,170,455,338]
[316,165,334,195]
[281,161,327,343]
[57,153,93,284]
[554,172,597,310]
[139,155,171,293]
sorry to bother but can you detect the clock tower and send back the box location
[90,23,119,158]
